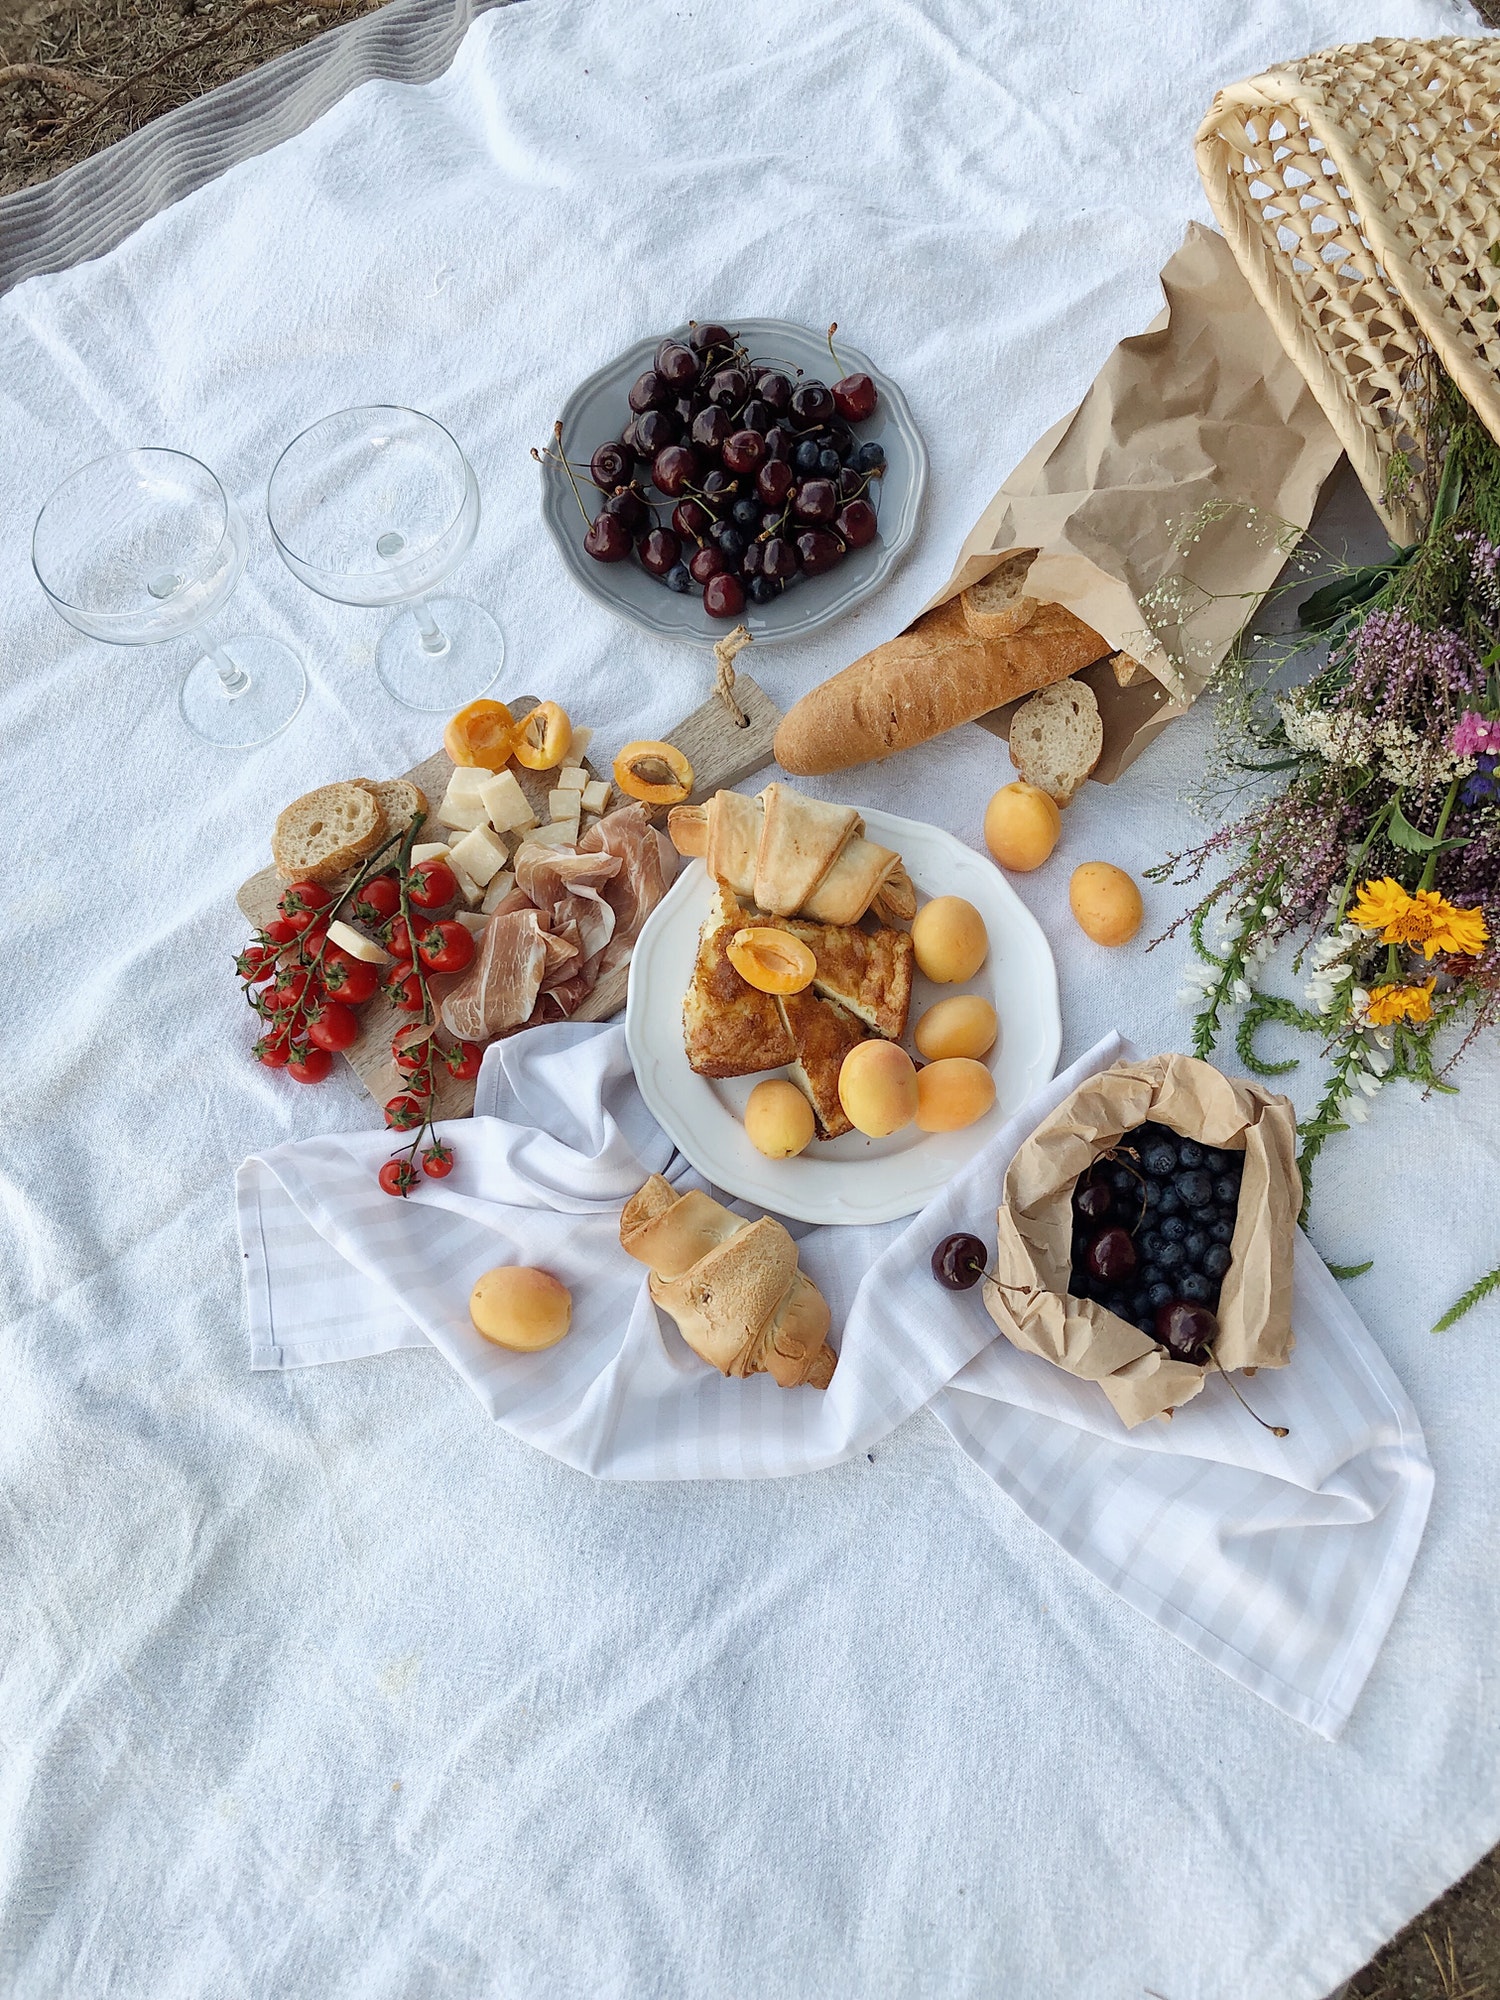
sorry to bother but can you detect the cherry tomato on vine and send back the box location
[385,1093,426,1130]
[352,873,401,924]
[280,880,334,921]
[417,920,475,975]
[253,1030,292,1068]
[422,1142,453,1179]
[384,915,416,962]
[265,968,315,1012]
[321,950,378,1004]
[236,940,277,981]
[392,1032,433,1074]
[307,1001,359,1052]
[287,1045,333,1085]
[296,923,329,960]
[443,1041,484,1081]
[385,965,426,1012]
[264,917,300,947]
[379,1159,419,1198]
[408,858,459,911]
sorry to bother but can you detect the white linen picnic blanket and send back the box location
[3,0,1493,1996]
[238,1022,1432,1737]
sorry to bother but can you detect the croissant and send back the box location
[667,783,916,926]
[619,1175,837,1389]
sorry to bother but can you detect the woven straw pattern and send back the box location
[1197,37,1500,544]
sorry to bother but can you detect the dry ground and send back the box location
[1,1,1497,1995]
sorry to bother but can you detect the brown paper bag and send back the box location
[982,1053,1299,1428]
[930,222,1343,782]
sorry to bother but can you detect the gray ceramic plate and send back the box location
[537,318,928,649]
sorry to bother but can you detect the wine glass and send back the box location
[266,405,503,711]
[32,448,307,748]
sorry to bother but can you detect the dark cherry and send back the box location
[655,341,699,388]
[832,371,878,422]
[836,498,878,548]
[738,399,773,435]
[795,528,843,575]
[589,442,631,490]
[794,478,838,524]
[690,406,733,453]
[838,465,866,501]
[701,468,737,499]
[602,486,648,533]
[621,418,649,463]
[757,459,795,506]
[1156,1300,1218,1365]
[1086,1226,1137,1283]
[763,425,795,462]
[674,396,697,428]
[755,371,793,412]
[703,572,746,618]
[1074,1180,1112,1222]
[688,545,726,584]
[672,499,711,540]
[583,512,632,563]
[651,445,699,496]
[638,527,681,577]
[723,430,767,475]
[931,1232,989,1291]
[628,369,671,414]
[740,539,764,577]
[689,322,733,355]
[634,409,680,457]
[762,536,800,581]
[708,366,750,408]
[790,380,835,425]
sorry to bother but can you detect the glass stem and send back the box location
[203,640,251,698]
[411,597,448,655]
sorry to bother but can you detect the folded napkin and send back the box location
[236,1024,1432,1733]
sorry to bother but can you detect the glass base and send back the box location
[374,596,504,711]
[180,634,307,747]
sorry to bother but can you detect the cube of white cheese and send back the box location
[521,821,579,852]
[446,765,496,802]
[567,726,593,766]
[479,767,539,835]
[580,779,611,815]
[447,823,510,888]
[555,765,588,793]
[453,910,489,936]
[451,861,485,908]
[410,841,452,866]
[548,789,582,827]
[480,869,516,914]
[438,790,490,833]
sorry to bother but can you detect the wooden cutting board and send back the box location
[235,679,782,1119]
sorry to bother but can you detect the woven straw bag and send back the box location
[1196,36,1500,545]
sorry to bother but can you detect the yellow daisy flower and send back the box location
[1365,979,1436,1026]
[1348,877,1490,958]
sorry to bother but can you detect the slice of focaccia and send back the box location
[776,989,865,1139]
[780,918,914,1042]
[683,883,797,1079]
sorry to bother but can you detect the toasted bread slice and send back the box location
[272,781,383,882]
[1008,677,1103,806]
[683,883,797,1079]
[777,990,865,1139]
[960,550,1040,640]
[780,918,914,1042]
[365,777,429,841]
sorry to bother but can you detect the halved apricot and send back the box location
[727,926,817,995]
[444,698,515,767]
[512,701,572,770]
[613,740,694,806]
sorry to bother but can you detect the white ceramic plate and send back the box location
[625,807,1062,1225]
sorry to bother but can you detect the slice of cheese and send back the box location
[555,765,588,793]
[438,791,490,833]
[520,821,579,852]
[568,726,593,766]
[580,779,611,815]
[411,841,452,866]
[480,869,516,914]
[548,789,583,827]
[448,823,509,888]
[446,765,496,802]
[451,861,485,908]
[480,767,540,835]
[326,919,392,965]
[453,910,489,936]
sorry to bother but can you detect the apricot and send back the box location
[837,1040,919,1137]
[915,1058,996,1133]
[983,781,1061,871]
[1069,862,1144,946]
[744,1079,816,1158]
[444,698,515,768]
[468,1266,572,1351]
[512,701,572,771]
[614,739,694,806]
[911,896,988,984]
[727,926,817,995]
[914,994,998,1062]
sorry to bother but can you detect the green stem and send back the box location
[1417,776,1462,892]
[1335,797,1395,922]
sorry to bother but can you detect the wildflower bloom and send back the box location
[1348,877,1490,957]
[1452,711,1500,759]
[1365,979,1437,1026]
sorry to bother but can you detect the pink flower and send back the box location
[1452,711,1500,758]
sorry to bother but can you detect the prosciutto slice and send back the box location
[440,909,548,1042]
[579,804,676,969]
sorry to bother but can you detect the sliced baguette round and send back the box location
[1007,678,1104,806]
[365,777,429,838]
[960,550,1040,640]
[272,781,383,882]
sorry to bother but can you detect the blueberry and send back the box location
[1203,1243,1232,1280]
[1160,1215,1187,1244]
[1139,1262,1164,1288]
[1140,1227,1164,1260]
[793,439,821,474]
[1146,1280,1175,1310]
[1175,1169,1213,1207]
[1130,1288,1152,1317]
[1108,1164,1137,1193]
[1204,1148,1233,1172]
[714,527,746,560]
[1213,1175,1241,1206]
[1210,1217,1234,1245]
[1156,1185,1183,1218]
[1183,1229,1209,1266]
[1143,1141,1178,1179]
[1157,1240,1186,1273]
[1134,1315,1158,1337]
[731,496,762,530]
[746,573,779,604]
[1179,1272,1212,1304]
[665,562,693,593]
[1177,1139,1204,1170]
[817,448,842,477]
[1142,1177,1164,1209]
[854,439,886,473]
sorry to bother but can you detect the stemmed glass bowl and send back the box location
[32,447,306,747]
[267,405,503,711]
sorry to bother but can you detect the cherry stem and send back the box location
[548,420,595,528]
[1208,1349,1289,1436]
[826,321,846,375]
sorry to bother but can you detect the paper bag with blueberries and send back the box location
[982,1053,1299,1429]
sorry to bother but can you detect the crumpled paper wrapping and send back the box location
[928,221,1345,782]
[982,1053,1300,1428]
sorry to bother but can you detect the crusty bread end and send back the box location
[960,550,1040,640]
[1008,679,1104,806]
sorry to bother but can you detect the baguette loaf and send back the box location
[773,595,1109,776]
